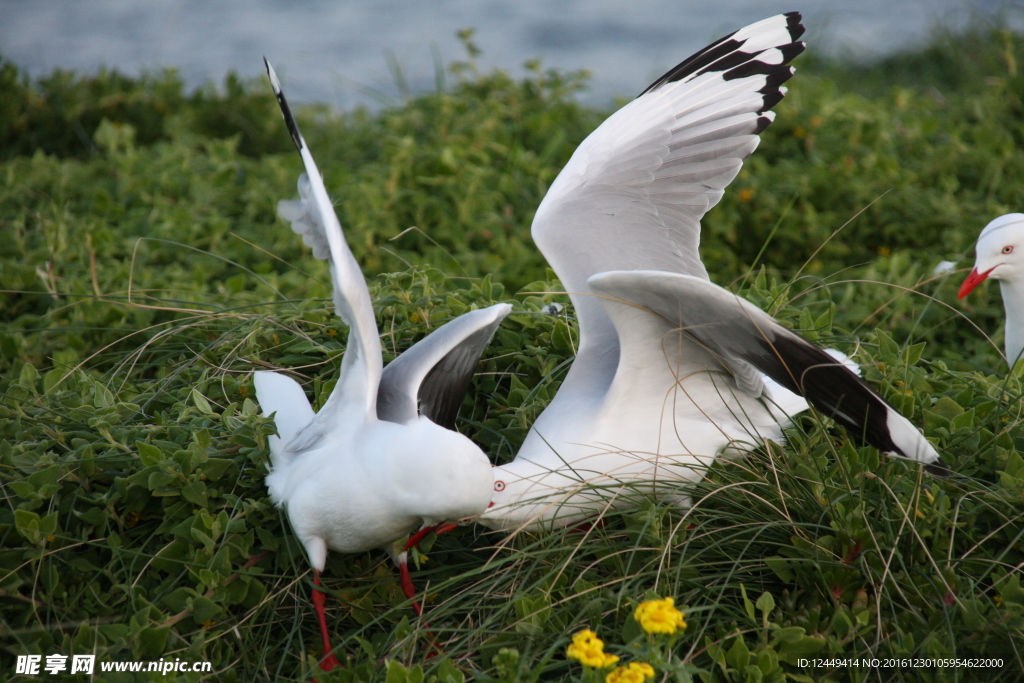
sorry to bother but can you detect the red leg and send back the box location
[311,573,341,671]
[434,523,458,537]
[403,524,437,552]
[403,522,460,553]
[396,560,445,659]
[397,560,423,616]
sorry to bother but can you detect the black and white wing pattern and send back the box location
[532,13,805,350]
[588,270,947,474]
[376,304,512,429]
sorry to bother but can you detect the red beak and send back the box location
[958,266,995,300]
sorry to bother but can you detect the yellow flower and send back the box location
[566,630,620,668]
[606,662,656,683]
[634,597,686,635]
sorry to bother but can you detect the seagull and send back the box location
[958,213,1024,367]
[257,59,507,671]
[478,13,945,531]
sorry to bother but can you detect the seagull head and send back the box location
[959,213,1024,299]
[477,462,601,531]
[384,417,495,525]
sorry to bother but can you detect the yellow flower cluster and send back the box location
[606,662,655,683]
[566,629,620,668]
[634,597,686,635]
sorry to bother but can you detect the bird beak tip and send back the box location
[958,267,990,300]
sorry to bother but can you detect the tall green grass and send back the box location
[2,25,1024,682]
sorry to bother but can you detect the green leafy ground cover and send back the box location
[2,26,1024,682]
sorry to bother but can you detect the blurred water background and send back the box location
[1,0,1021,108]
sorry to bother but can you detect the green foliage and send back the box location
[0,54,293,159]
[3,27,1024,683]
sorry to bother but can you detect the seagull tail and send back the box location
[253,370,316,471]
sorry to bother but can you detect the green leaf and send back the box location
[434,659,466,683]
[18,362,39,390]
[14,509,41,543]
[551,319,576,352]
[757,647,779,675]
[756,591,775,623]
[92,382,114,408]
[385,659,424,683]
[904,341,926,366]
[764,557,793,582]
[256,526,280,551]
[190,595,221,623]
[137,626,170,659]
[73,507,106,527]
[773,627,806,645]
[931,396,964,419]
[9,480,35,498]
[162,587,195,613]
[28,465,60,488]
[147,471,176,490]
[191,528,215,549]
[740,584,756,624]
[726,636,750,670]
[192,387,216,415]
[137,441,163,467]
[39,512,58,535]
[951,408,975,431]
[182,481,208,507]
[777,636,827,663]
[42,368,65,393]
[202,458,234,481]
[743,663,764,683]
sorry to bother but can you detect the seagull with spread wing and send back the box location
[478,13,945,531]
[257,59,507,671]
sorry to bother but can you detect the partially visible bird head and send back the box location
[960,213,1024,299]
[386,418,495,525]
[477,462,600,532]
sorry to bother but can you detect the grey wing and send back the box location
[532,13,805,354]
[377,303,512,429]
[588,270,946,472]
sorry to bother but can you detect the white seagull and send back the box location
[478,13,945,531]
[958,213,1024,367]
[257,59,507,670]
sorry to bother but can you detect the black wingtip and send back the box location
[263,58,304,152]
[753,115,774,135]
[785,12,806,42]
[639,15,805,98]
[924,460,951,478]
[759,89,785,113]
[752,334,907,455]
[780,41,807,63]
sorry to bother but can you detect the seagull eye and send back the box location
[494,480,506,492]
[1003,246,1015,254]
